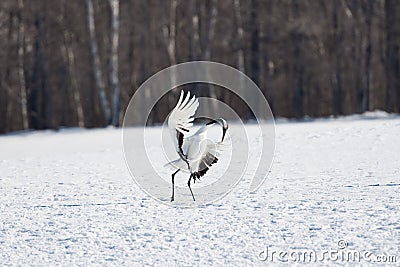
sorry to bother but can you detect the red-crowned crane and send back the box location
[166,91,228,201]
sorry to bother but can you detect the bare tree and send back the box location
[17,0,28,129]
[163,0,177,66]
[86,0,111,125]
[200,0,217,61]
[109,0,120,126]
[250,0,260,88]
[162,0,178,107]
[345,1,363,114]
[189,0,199,61]
[291,0,304,119]
[332,0,342,116]
[362,0,372,112]
[233,0,245,92]
[30,2,52,130]
[0,0,398,133]
[259,0,274,112]
[200,0,218,113]
[385,0,400,113]
[62,30,85,128]
[187,0,218,111]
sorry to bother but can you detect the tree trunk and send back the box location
[332,0,342,116]
[201,0,217,61]
[250,0,260,89]
[17,0,28,130]
[86,0,111,125]
[62,30,85,127]
[385,0,400,113]
[292,0,304,119]
[233,0,245,92]
[109,0,120,126]
[259,0,274,115]
[202,0,218,114]
[163,0,178,106]
[189,0,199,61]
[0,10,14,133]
[233,0,248,117]
[30,11,50,130]
[354,22,362,113]
[363,0,372,112]
[163,0,177,66]
[189,0,201,97]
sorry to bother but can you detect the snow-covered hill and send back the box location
[1,114,399,265]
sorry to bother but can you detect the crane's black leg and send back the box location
[171,169,180,202]
[187,174,196,201]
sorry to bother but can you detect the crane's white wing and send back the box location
[168,91,199,158]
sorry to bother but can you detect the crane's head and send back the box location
[216,118,228,142]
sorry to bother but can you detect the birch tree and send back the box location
[200,0,218,114]
[0,0,398,133]
[17,0,28,129]
[62,30,85,127]
[233,0,245,82]
[86,0,111,125]
[162,0,178,106]
[163,0,177,66]
[109,0,120,126]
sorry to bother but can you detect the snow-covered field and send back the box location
[1,113,399,265]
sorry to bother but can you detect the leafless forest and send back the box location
[0,0,399,133]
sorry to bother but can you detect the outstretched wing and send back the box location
[193,152,219,179]
[192,140,222,180]
[168,91,199,160]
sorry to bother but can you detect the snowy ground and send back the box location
[1,113,399,265]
